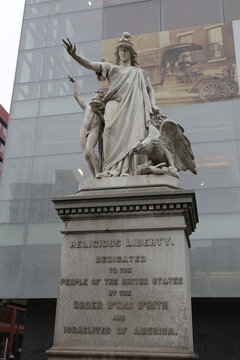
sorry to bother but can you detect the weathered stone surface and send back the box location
[47,177,198,360]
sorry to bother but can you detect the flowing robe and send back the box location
[96,63,153,175]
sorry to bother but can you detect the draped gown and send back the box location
[96,62,153,176]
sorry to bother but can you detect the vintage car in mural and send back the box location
[139,43,239,104]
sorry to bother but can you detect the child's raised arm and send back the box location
[68,76,87,111]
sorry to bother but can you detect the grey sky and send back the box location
[0,0,25,112]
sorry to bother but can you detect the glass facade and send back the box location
[0,0,240,299]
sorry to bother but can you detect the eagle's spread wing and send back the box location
[160,120,197,174]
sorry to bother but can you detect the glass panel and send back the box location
[233,100,240,139]
[190,238,210,297]
[161,0,223,30]
[15,49,44,83]
[209,238,240,297]
[12,83,41,101]
[40,75,99,98]
[46,9,103,47]
[191,213,240,240]
[27,222,62,244]
[164,101,236,143]
[196,187,240,214]
[190,238,240,297]
[42,41,101,80]
[28,199,59,222]
[50,0,103,15]
[34,113,83,155]
[0,246,23,298]
[179,140,240,189]
[38,94,90,117]
[102,0,161,38]
[0,201,28,224]
[10,100,39,119]
[223,0,240,21]
[103,0,147,6]
[0,224,25,246]
[19,244,61,298]
[0,157,32,200]
[29,153,88,199]
[4,118,36,158]
[24,3,49,19]
[20,17,48,50]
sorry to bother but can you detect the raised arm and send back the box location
[63,38,101,73]
[68,76,87,111]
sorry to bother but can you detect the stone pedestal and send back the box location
[47,175,198,360]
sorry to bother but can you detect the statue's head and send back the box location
[89,89,105,108]
[114,32,139,66]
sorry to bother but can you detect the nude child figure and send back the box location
[68,76,104,178]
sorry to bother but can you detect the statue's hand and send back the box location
[62,38,76,56]
[68,75,75,83]
[152,104,160,114]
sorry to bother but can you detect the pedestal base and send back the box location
[48,176,198,360]
[47,345,198,360]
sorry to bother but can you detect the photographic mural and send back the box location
[101,21,240,107]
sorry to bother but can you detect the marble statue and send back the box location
[131,110,197,178]
[63,32,196,179]
[68,76,104,178]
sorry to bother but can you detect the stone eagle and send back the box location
[132,118,197,178]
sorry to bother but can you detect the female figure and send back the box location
[63,32,158,177]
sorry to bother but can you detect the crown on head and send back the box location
[117,32,134,47]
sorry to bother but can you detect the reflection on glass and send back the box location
[0,224,26,246]
[196,187,240,214]
[27,222,62,244]
[191,213,240,240]
[28,199,59,222]
[35,113,83,155]
[24,3,49,19]
[4,118,36,158]
[161,0,223,30]
[163,101,235,144]
[16,49,44,83]
[102,0,160,38]
[103,0,146,6]
[13,83,41,101]
[11,100,39,119]
[29,153,88,199]
[50,0,103,15]
[20,18,48,50]
[38,95,90,117]
[46,10,103,47]
[180,140,240,189]
[0,158,32,200]
[0,200,28,223]
[42,42,101,80]
[40,76,98,98]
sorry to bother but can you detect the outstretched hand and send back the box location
[68,75,75,83]
[62,38,76,56]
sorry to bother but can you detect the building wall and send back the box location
[0,105,8,177]
[0,0,240,300]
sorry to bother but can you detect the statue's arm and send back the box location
[68,76,87,111]
[147,82,158,113]
[63,38,101,73]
